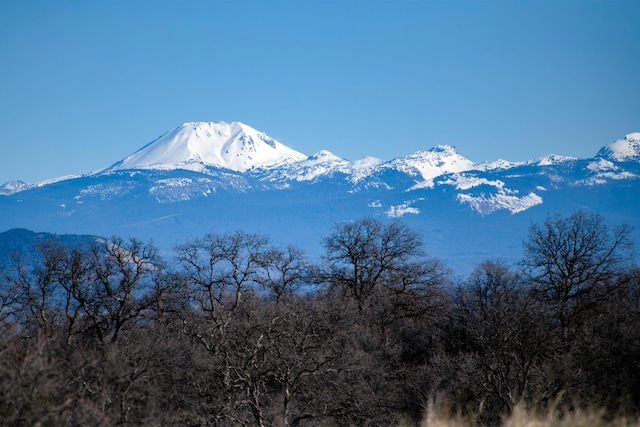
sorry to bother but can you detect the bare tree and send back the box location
[175,231,276,424]
[53,237,160,344]
[255,245,312,303]
[176,231,270,315]
[55,244,94,344]
[92,237,161,343]
[455,261,554,418]
[1,241,70,337]
[522,211,634,338]
[323,217,445,309]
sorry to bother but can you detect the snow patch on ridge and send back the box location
[457,191,543,215]
[261,151,382,183]
[587,158,617,172]
[386,204,420,218]
[386,201,421,218]
[475,159,521,171]
[440,174,505,191]
[263,150,350,181]
[581,157,638,185]
[528,154,577,166]
[578,171,638,186]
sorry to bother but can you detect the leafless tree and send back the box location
[522,211,634,339]
[323,217,446,309]
[455,261,555,418]
[48,237,161,344]
[256,245,312,303]
[2,241,67,336]
[176,231,270,315]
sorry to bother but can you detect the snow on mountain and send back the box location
[349,156,384,182]
[457,190,544,215]
[434,171,544,215]
[0,175,83,196]
[579,157,637,185]
[291,150,351,181]
[0,180,32,195]
[527,154,578,166]
[352,156,383,170]
[596,133,640,161]
[440,174,506,191]
[475,159,522,171]
[257,150,350,183]
[587,158,618,172]
[259,150,384,184]
[104,121,308,173]
[386,145,476,188]
[386,201,421,218]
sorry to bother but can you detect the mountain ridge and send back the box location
[4,121,636,192]
[1,122,638,274]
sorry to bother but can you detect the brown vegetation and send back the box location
[0,212,638,426]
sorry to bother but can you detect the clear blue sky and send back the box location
[1,0,639,184]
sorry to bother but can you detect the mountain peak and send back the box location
[429,144,459,154]
[528,154,578,167]
[103,121,307,173]
[388,145,475,182]
[596,133,640,162]
[0,180,31,196]
[308,150,345,162]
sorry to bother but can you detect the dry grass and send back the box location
[413,402,640,427]
[502,404,640,427]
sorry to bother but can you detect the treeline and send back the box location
[0,212,639,426]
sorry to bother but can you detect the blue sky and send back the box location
[1,0,638,184]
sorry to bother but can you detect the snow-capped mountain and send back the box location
[387,145,476,181]
[595,133,640,162]
[104,121,307,173]
[1,122,638,274]
[0,180,31,196]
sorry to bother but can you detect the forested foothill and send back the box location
[0,212,639,426]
